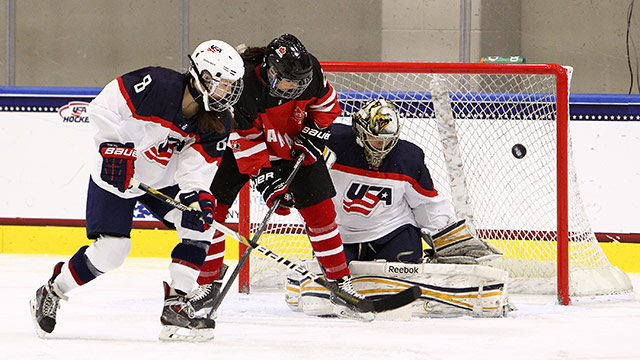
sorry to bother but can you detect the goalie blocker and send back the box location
[286,260,511,319]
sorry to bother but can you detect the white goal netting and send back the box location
[243,63,632,301]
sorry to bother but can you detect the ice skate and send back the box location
[159,282,216,342]
[29,262,68,338]
[188,264,227,318]
[329,276,375,322]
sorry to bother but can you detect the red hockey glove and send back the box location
[291,121,330,165]
[253,167,294,216]
[99,142,136,192]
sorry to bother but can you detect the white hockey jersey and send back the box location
[88,67,230,198]
[328,123,452,244]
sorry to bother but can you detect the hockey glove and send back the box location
[424,219,503,264]
[291,121,330,165]
[253,167,294,216]
[197,191,215,226]
[178,191,214,232]
[99,142,137,192]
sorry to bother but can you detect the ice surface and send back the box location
[3,254,639,360]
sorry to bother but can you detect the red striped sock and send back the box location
[299,199,349,280]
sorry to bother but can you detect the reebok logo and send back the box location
[387,265,420,274]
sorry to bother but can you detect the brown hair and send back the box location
[241,46,267,65]
[185,72,228,134]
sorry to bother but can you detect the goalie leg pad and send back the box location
[349,261,512,318]
[285,259,334,316]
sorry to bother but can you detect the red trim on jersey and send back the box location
[191,144,220,164]
[116,77,217,163]
[234,62,342,174]
[308,84,340,128]
[230,131,270,175]
[332,163,439,198]
[116,77,188,137]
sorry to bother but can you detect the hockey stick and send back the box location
[210,220,421,313]
[129,177,421,313]
[212,148,335,315]
[208,152,305,315]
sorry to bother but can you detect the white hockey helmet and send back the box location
[188,40,245,112]
[352,98,401,168]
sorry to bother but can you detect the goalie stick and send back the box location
[128,177,422,313]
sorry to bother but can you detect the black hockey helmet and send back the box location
[264,34,313,99]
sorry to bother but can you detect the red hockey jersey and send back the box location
[230,55,341,175]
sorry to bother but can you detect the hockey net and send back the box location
[238,62,632,304]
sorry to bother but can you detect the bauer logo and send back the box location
[387,265,420,275]
[59,101,90,123]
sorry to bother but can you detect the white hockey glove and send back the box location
[422,219,503,264]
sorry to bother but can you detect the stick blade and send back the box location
[367,285,422,313]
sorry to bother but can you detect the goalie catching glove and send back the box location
[99,142,136,192]
[291,121,330,165]
[422,219,503,264]
[178,191,216,232]
[253,166,294,216]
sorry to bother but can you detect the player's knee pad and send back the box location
[169,240,209,293]
[171,239,209,267]
[84,235,131,273]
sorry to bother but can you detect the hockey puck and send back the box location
[512,144,527,159]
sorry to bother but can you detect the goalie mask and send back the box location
[188,40,244,112]
[352,98,401,169]
[264,34,313,99]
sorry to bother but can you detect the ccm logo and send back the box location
[387,265,420,274]
[301,127,330,141]
[103,147,137,157]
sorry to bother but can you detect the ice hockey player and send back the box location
[191,33,373,321]
[29,40,244,342]
[285,98,506,318]
[329,98,502,265]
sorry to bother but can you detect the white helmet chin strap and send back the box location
[187,42,244,112]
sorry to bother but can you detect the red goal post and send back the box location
[236,61,631,305]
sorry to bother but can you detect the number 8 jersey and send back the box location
[88,66,231,198]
